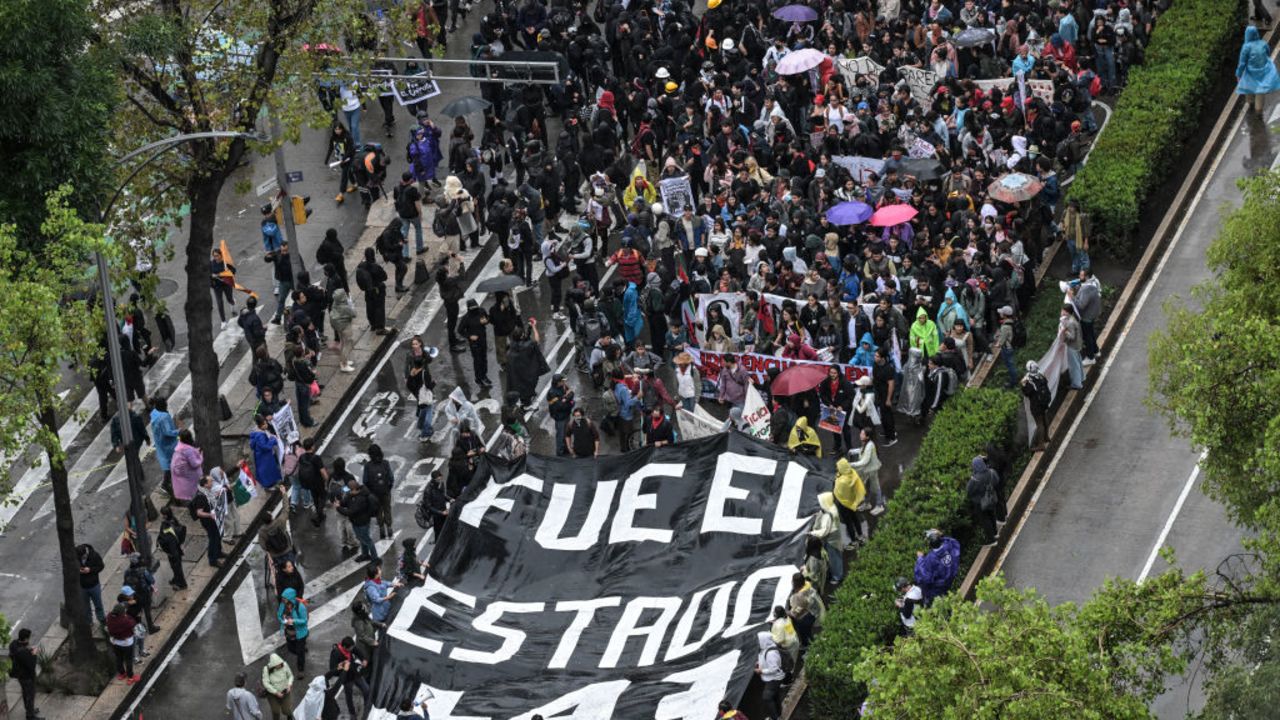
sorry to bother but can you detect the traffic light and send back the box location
[291,195,312,225]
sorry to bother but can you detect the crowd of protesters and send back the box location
[48,0,1161,718]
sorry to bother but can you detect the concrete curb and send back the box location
[955,39,1261,601]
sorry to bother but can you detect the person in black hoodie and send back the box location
[237,296,267,353]
[9,627,40,720]
[328,637,371,719]
[363,443,396,540]
[436,253,466,351]
[457,299,492,388]
[315,228,349,292]
[488,292,520,367]
[355,248,392,335]
[77,543,106,626]
[334,477,378,562]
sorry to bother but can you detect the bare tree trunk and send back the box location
[42,406,97,664]
[184,176,225,470]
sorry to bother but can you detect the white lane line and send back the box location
[1137,453,1206,582]
[991,101,1245,579]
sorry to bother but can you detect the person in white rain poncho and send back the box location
[292,676,335,720]
[896,347,926,418]
[444,387,484,447]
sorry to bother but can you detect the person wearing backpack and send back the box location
[967,457,1002,545]
[394,172,427,256]
[122,554,159,633]
[363,443,396,539]
[157,507,188,590]
[1021,360,1053,451]
[755,630,787,720]
[992,305,1019,388]
[288,346,317,428]
[297,437,329,527]
[641,272,668,358]
[355,248,392,335]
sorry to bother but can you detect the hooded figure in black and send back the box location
[505,323,551,406]
[315,228,348,292]
[355,248,390,333]
[457,298,492,387]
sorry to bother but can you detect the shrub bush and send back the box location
[1068,0,1244,246]
[805,387,1021,715]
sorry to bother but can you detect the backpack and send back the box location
[377,224,404,263]
[1011,318,1027,349]
[123,566,151,601]
[580,313,608,347]
[643,286,665,315]
[355,263,373,293]
[977,474,999,512]
[394,184,417,217]
[364,461,394,498]
[768,646,795,684]
[298,453,325,491]
[602,383,621,417]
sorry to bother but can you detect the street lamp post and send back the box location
[99,130,263,568]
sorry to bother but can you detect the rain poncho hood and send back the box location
[834,458,866,510]
[1237,26,1280,95]
[909,306,940,356]
[937,288,971,333]
[851,332,877,367]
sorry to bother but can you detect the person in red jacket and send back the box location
[780,333,819,361]
[606,239,647,287]
[1044,33,1077,71]
[106,603,140,684]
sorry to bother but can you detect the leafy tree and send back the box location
[1148,171,1280,528]
[97,0,402,467]
[854,572,1212,719]
[0,0,116,250]
[0,188,115,665]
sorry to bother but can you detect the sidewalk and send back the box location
[4,194,454,720]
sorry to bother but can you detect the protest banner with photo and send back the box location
[741,385,771,440]
[832,155,885,184]
[271,403,299,445]
[909,136,937,159]
[658,175,695,216]
[818,404,847,434]
[687,348,871,399]
[695,293,745,343]
[393,72,442,107]
[368,434,827,718]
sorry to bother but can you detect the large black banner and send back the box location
[368,432,828,719]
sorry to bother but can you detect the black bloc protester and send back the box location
[369,432,828,718]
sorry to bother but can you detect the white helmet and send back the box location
[651,202,664,216]
[655,66,671,79]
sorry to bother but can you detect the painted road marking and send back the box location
[1137,453,1207,583]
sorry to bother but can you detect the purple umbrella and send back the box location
[774,48,827,75]
[772,4,819,22]
[826,201,873,226]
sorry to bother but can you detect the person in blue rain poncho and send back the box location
[936,287,970,341]
[1237,26,1280,112]
[851,332,877,368]
[913,528,962,605]
[621,281,644,345]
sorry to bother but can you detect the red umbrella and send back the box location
[869,204,918,227]
[771,364,831,397]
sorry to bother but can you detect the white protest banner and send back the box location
[695,292,745,343]
[972,76,1054,106]
[741,385,771,440]
[900,66,940,104]
[272,403,299,445]
[371,68,395,98]
[676,406,730,440]
[832,155,885,184]
[909,137,937,159]
[658,175,695,216]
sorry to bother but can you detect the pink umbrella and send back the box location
[774,48,827,75]
[869,204,919,227]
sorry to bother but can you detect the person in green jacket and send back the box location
[261,653,294,720]
[908,306,939,357]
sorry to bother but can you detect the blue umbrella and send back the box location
[772,4,819,22]
[826,201,873,226]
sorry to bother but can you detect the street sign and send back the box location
[285,170,304,183]
[255,177,278,196]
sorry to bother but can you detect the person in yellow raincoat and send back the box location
[622,165,658,210]
[787,416,822,457]
[833,457,868,544]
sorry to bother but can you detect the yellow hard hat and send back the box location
[708,0,722,8]
[705,36,717,49]
[665,81,678,93]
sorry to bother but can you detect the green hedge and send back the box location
[805,388,1021,715]
[1068,0,1244,245]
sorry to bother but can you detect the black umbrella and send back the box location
[952,27,996,48]
[898,158,948,182]
[438,96,492,117]
[475,274,525,294]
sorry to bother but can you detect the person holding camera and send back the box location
[404,336,438,442]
